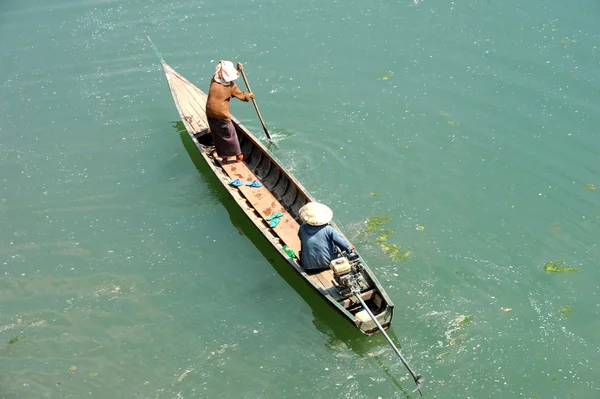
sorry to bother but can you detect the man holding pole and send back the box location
[205,61,254,163]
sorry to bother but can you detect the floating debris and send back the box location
[501,308,512,313]
[436,351,451,360]
[544,260,578,273]
[177,368,195,382]
[378,71,395,81]
[444,315,471,348]
[583,184,596,191]
[369,192,381,197]
[8,336,23,344]
[416,225,424,231]
[365,215,392,234]
[375,235,389,244]
[89,372,98,377]
[448,121,460,127]
[382,243,410,261]
[439,110,450,117]
[68,366,77,372]
[382,243,400,258]
[457,315,472,327]
[366,348,387,358]
[363,215,411,261]
[559,306,573,319]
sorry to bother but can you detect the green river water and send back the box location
[1,0,599,398]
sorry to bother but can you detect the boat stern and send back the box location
[355,304,394,336]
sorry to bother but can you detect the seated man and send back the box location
[297,202,353,271]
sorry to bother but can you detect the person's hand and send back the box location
[350,245,356,252]
[248,92,255,99]
[237,62,243,71]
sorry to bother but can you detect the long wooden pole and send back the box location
[239,68,273,143]
[353,290,423,395]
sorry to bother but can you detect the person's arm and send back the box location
[231,83,253,102]
[329,227,352,253]
[232,63,255,102]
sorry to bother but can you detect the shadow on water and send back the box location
[174,122,415,398]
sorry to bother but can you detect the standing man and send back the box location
[206,60,255,163]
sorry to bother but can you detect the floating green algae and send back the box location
[559,306,573,319]
[8,336,23,344]
[362,215,411,261]
[365,215,392,234]
[374,228,394,243]
[457,315,472,327]
[583,184,596,191]
[436,351,452,360]
[382,243,411,261]
[375,235,389,244]
[383,243,400,257]
[544,260,578,273]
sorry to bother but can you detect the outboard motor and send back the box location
[330,257,353,288]
[330,251,364,297]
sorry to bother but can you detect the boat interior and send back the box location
[163,62,390,327]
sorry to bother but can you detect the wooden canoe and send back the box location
[158,60,394,335]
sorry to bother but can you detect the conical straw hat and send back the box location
[299,202,333,226]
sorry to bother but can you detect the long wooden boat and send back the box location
[158,60,394,335]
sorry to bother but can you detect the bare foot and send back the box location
[236,154,244,163]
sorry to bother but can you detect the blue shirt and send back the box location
[298,224,351,270]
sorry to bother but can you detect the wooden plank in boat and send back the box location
[312,269,342,300]
[340,289,375,308]
[219,161,302,253]
[315,269,334,288]
[166,65,209,134]
[219,161,340,298]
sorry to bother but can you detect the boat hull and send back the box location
[159,61,394,335]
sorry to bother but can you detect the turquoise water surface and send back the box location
[1,0,599,398]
